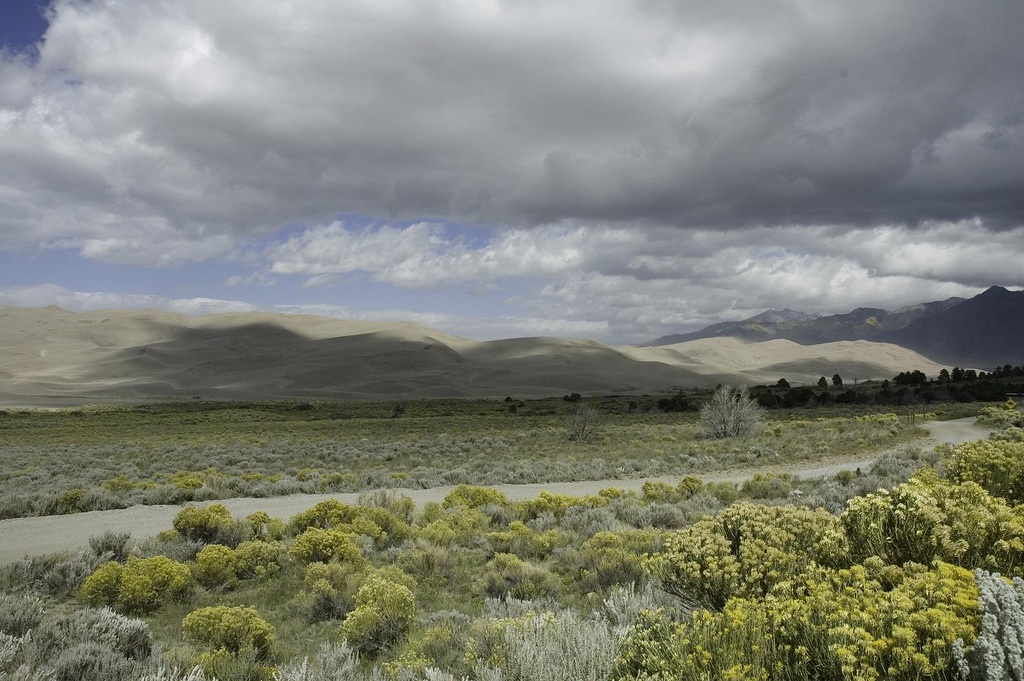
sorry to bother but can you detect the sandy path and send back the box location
[0,418,990,564]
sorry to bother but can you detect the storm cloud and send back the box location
[0,0,1022,340]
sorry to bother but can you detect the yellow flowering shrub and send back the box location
[648,503,850,607]
[182,605,276,660]
[80,556,192,614]
[942,438,1024,504]
[289,527,364,564]
[615,561,979,681]
[842,469,1024,574]
[443,484,511,509]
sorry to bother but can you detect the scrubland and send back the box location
[1,397,1021,680]
[0,397,947,520]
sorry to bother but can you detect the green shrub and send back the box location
[173,504,242,545]
[563,530,661,593]
[182,605,276,660]
[482,553,558,600]
[289,500,355,533]
[443,485,510,510]
[80,556,192,614]
[289,528,363,564]
[193,544,238,589]
[486,521,563,559]
[340,575,416,656]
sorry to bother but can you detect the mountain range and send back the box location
[0,305,946,405]
[645,286,1024,369]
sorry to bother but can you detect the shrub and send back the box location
[955,568,1024,680]
[0,593,44,638]
[289,500,356,533]
[443,485,511,510]
[0,551,101,599]
[34,606,153,661]
[88,531,133,562]
[563,530,660,593]
[842,469,1024,574]
[699,385,763,438]
[482,553,558,600]
[648,503,849,608]
[942,438,1024,505]
[50,641,137,681]
[289,528,363,565]
[182,606,276,660]
[173,504,244,545]
[565,406,598,443]
[80,556,192,613]
[616,561,979,681]
[491,610,620,681]
[340,575,416,656]
[272,642,360,681]
[193,544,238,589]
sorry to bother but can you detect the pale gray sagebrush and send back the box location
[955,568,1024,680]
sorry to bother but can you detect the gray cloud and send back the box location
[0,0,1021,266]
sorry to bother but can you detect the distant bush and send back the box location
[443,485,511,510]
[700,385,763,438]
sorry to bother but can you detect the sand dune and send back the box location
[0,306,947,404]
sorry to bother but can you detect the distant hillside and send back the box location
[881,286,1024,368]
[0,306,944,404]
[645,297,966,347]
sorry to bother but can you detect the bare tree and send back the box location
[565,405,598,443]
[700,385,763,438]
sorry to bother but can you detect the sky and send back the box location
[1,0,1022,344]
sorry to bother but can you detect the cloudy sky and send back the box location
[1,0,1022,343]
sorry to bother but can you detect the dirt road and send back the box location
[0,418,991,564]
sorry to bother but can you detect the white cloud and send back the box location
[1,0,1021,268]
[0,284,257,315]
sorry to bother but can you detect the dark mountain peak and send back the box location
[978,285,1012,298]
[643,287,1022,365]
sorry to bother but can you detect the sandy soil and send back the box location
[0,418,990,564]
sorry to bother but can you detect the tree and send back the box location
[832,374,843,387]
[776,378,790,389]
[817,376,828,389]
[700,385,764,438]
